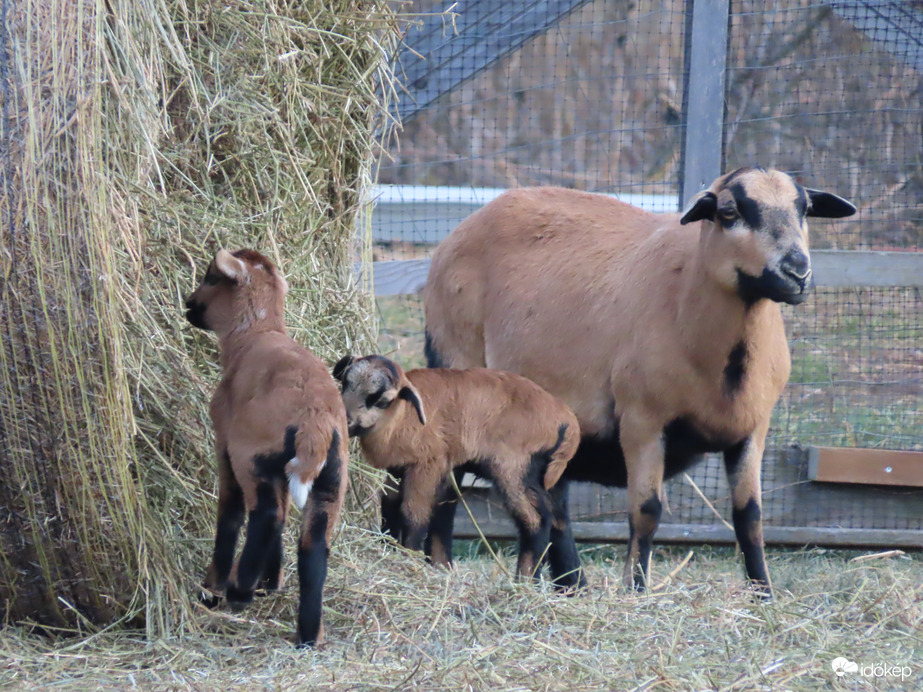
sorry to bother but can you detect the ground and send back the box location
[2,526,920,691]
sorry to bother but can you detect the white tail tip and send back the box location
[286,457,312,510]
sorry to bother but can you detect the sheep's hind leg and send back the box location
[226,480,284,608]
[494,473,552,582]
[202,449,244,607]
[547,480,586,592]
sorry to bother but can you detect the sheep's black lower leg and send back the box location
[626,493,662,591]
[296,510,329,648]
[227,482,281,607]
[732,497,771,599]
[547,481,586,591]
[380,469,405,543]
[258,529,284,592]
[425,469,463,566]
[724,436,772,600]
[203,454,245,607]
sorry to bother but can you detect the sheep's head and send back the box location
[185,249,288,336]
[680,168,856,305]
[332,354,425,438]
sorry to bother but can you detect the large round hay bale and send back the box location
[0,0,398,634]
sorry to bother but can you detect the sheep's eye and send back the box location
[365,393,391,409]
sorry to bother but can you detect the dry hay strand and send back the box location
[0,539,920,690]
[0,0,401,637]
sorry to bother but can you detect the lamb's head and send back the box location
[185,249,288,336]
[332,354,425,438]
[680,168,856,305]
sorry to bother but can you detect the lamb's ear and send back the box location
[332,355,355,384]
[679,190,717,225]
[398,384,426,425]
[214,249,248,282]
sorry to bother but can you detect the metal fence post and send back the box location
[680,0,730,208]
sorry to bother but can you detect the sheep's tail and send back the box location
[543,421,579,490]
[286,426,341,510]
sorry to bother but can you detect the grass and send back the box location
[1,529,920,690]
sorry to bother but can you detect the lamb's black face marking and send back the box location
[185,298,209,330]
[723,341,748,397]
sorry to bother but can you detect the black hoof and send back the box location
[225,584,254,609]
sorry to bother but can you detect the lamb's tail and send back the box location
[543,422,579,490]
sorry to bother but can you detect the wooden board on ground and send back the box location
[808,446,923,487]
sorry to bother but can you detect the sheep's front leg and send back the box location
[425,468,464,566]
[380,469,405,543]
[724,424,772,600]
[399,464,441,553]
[203,448,244,607]
[620,415,665,591]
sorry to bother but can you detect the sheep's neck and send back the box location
[677,252,767,374]
[217,316,287,369]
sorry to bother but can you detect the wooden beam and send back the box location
[808,447,923,488]
[680,0,730,208]
[453,518,923,549]
[363,250,923,297]
[394,0,594,123]
[809,250,923,288]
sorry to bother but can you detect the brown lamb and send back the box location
[185,248,348,647]
[333,354,579,582]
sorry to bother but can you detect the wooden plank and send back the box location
[810,250,923,288]
[680,0,730,208]
[394,0,594,122]
[808,447,923,488]
[454,517,923,549]
[362,251,923,297]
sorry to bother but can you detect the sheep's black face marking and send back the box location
[723,341,748,397]
[728,183,762,230]
[736,255,813,306]
[338,356,404,437]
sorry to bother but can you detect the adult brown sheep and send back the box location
[422,167,856,597]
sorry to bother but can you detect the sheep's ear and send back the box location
[805,188,857,219]
[214,250,248,282]
[679,191,717,225]
[398,384,426,426]
[332,355,354,383]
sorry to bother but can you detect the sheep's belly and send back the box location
[562,416,746,488]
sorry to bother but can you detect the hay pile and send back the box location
[0,0,400,635]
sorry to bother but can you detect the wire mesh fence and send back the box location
[371,0,923,542]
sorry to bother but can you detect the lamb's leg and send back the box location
[202,448,244,607]
[226,479,284,607]
[425,468,464,566]
[380,469,405,543]
[546,480,586,591]
[495,472,553,581]
[399,465,440,553]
